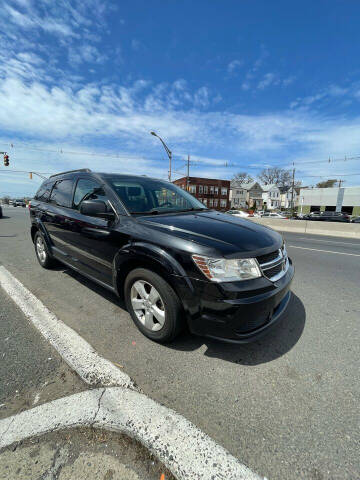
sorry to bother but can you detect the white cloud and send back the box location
[131,39,143,51]
[68,44,107,64]
[1,4,360,192]
[227,59,243,74]
[257,72,280,90]
[282,76,295,87]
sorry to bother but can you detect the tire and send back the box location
[34,231,55,269]
[124,268,184,343]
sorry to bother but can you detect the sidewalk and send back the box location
[0,427,174,480]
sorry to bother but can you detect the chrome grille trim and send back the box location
[257,246,288,282]
[261,256,284,270]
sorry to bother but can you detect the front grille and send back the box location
[257,246,288,281]
[256,250,279,264]
[264,262,283,278]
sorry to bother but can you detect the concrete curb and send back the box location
[248,217,360,239]
[0,266,135,389]
[0,388,263,480]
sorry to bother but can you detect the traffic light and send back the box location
[3,153,9,166]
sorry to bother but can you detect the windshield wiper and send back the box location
[174,208,208,213]
[131,210,160,215]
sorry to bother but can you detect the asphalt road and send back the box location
[0,206,359,480]
[0,265,85,420]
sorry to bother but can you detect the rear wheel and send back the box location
[124,268,183,343]
[34,231,55,269]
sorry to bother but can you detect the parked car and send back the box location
[225,209,249,218]
[0,205,3,218]
[30,169,294,343]
[351,216,360,223]
[14,199,26,207]
[305,211,350,222]
[261,212,288,219]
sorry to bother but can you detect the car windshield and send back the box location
[108,176,208,215]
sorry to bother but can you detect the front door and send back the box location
[63,177,120,287]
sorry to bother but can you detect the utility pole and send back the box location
[186,154,190,191]
[290,164,295,216]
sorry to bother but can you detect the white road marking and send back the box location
[0,388,262,480]
[288,245,360,257]
[288,236,360,247]
[0,266,134,389]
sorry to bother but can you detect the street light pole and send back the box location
[150,131,172,181]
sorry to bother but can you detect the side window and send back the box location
[73,178,110,211]
[34,181,55,202]
[49,179,74,207]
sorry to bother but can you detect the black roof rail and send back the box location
[49,168,92,179]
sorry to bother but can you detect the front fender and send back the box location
[112,242,195,316]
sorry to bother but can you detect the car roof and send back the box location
[47,170,166,183]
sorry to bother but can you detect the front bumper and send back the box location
[179,260,294,343]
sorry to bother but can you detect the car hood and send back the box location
[138,210,282,257]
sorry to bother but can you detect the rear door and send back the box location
[31,179,56,241]
[44,177,77,257]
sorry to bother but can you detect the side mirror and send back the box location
[80,200,115,220]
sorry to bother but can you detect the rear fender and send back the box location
[32,218,53,254]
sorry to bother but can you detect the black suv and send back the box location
[30,169,294,343]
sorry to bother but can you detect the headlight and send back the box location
[192,255,262,282]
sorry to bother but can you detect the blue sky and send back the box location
[1,0,360,196]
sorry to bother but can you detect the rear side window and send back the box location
[34,181,55,202]
[49,179,74,208]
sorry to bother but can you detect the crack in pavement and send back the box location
[0,417,15,443]
[91,388,106,426]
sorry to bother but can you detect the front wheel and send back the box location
[124,268,184,343]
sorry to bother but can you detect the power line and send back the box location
[3,141,360,170]
[0,169,52,174]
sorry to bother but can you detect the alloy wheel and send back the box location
[36,236,47,263]
[130,280,166,331]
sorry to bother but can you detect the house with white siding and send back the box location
[261,184,281,210]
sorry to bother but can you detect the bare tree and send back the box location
[316,179,339,188]
[232,172,254,184]
[258,167,293,186]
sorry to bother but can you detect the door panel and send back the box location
[61,210,118,285]
[61,177,121,286]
